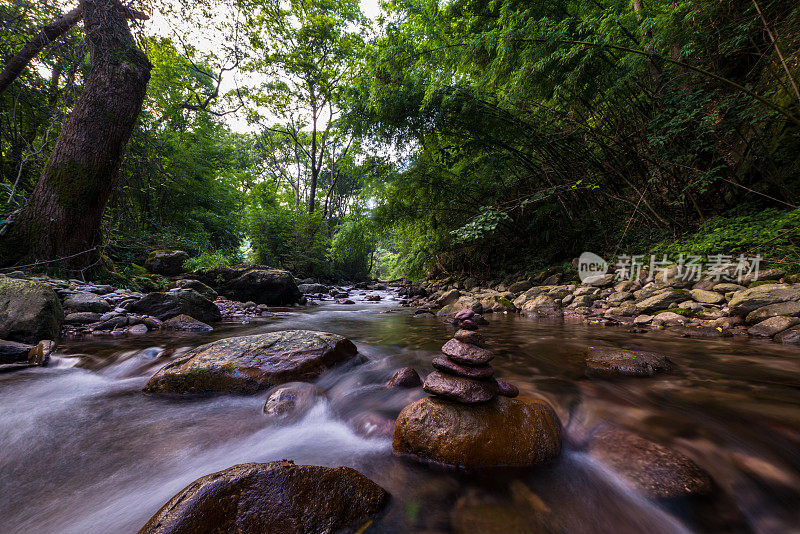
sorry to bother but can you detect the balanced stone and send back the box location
[496,379,519,398]
[432,356,494,380]
[441,339,494,365]
[423,371,498,404]
[454,329,487,347]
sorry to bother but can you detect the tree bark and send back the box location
[1,0,152,269]
[0,6,83,95]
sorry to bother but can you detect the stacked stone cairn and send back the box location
[422,309,519,403]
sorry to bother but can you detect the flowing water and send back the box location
[1,291,799,533]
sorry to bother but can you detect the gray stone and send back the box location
[263,382,326,421]
[690,289,725,305]
[747,316,800,337]
[585,348,671,378]
[635,290,691,314]
[729,284,800,316]
[64,312,103,324]
[0,340,33,364]
[745,301,800,324]
[441,339,494,365]
[129,290,221,322]
[144,249,189,276]
[163,314,213,332]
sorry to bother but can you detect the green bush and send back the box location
[184,251,232,271]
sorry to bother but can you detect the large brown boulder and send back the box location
[0,277,63,343]
[138,462,389,534]
[588,427,712,499]
[144,330,357,395]
[144,250,189,276]
[393,396,562,468]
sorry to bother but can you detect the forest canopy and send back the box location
[1,0,799,282]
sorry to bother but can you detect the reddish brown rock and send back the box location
[386,367,422,388]
[441,339,494,365]
[431,356,494,380]
[423,371,498,404]
[454,329,487,347]
[393,396,562,468]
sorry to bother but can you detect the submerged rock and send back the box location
[129,290,221,323]
[263,382,326,422]
[386,367,422,388]
[162,314,213,332]
[585,348,671,378]
[138,462,389,534]
[393,396,562,468]
[143,330,357,395]
[588,427,712,499]
[0,278,64,343]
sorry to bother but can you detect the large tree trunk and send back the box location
[1,0,151,269]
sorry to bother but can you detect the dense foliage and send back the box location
[1,0,798,280]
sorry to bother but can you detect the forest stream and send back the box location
[1,289,799,534]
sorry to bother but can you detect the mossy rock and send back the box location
[749,280,775,288]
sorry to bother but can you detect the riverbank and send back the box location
[400,267,800,345]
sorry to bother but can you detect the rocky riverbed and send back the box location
[1,264,799,533]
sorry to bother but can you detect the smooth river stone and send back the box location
[423,371,497,404]
[432,356,494,380]
[441,339,494,365]
[496,379,519,398]
[454,329,487,347]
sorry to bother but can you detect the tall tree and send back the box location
[244,0,363,214]
[1,0,151,269]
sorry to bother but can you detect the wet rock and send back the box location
[423,371,498,404]
[588,427,712,499]
[98,316,129,330]
[144,330,358,395]
[129,290,221,322]
[635,290,691,314]
[774,326,800,345]
[744,301,800,324]
[163,314,213,332]
[441,339,494,365]
[64,311,102,324]
[690,289,725,305]
[496,379,519,398]
[386,367,422,388]
[364,294,382,301]
[138,462,389,534]
[729,284,800,316]
[263,382,326,422]
[0,278,64,343]
[298,283,328,294]
[454,329,486,347]
[633,314,653,325]
[171,279,217,301]
[28,339,55,365]
[0,340,33,364]
[336,299,355,304]
[220,269,302,305]
[460,319,478,330]
[747,316,800,337]
[349,412,395,439]
[454,309,474,321]
[585,348,671,378]
[144,250,189,277]
[393,396,561,468]
[62,292,111,313]
[432,356,494,380]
